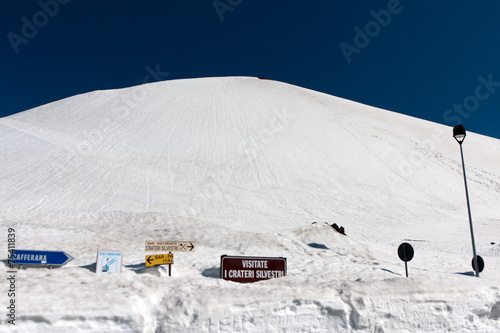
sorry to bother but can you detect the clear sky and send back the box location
[2,1,500,139]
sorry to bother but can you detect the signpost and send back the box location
[145,253,174,267]
[397,243,414,277]
[9,250,73,269]
[145,241,195,252]
[220,255,287,283]
[96,250,123,274]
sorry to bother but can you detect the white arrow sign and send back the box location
[145,241,195,252]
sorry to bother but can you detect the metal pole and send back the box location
[169,252,172,277]
[403,245,409,277]
[459,143,479,277]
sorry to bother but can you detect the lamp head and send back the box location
[453,124,466,144]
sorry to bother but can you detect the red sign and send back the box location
[220,255,287,283]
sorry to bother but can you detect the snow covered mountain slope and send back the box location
[1,77,498,233]
[1,77,499,332]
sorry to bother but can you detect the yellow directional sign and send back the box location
[145,253,174,267]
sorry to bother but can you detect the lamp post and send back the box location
[453,125,479,277]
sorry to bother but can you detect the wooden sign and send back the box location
[145,241,195,252]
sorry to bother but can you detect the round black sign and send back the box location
[398,243,414,262]
[472,255,484,273]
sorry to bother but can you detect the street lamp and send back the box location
[453,125,479,277]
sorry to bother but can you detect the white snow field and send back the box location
[1,76,500,332]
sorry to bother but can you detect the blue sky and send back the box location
[2,1,500,139]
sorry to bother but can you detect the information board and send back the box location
[220,255,286,283]
[96,250,123,274]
